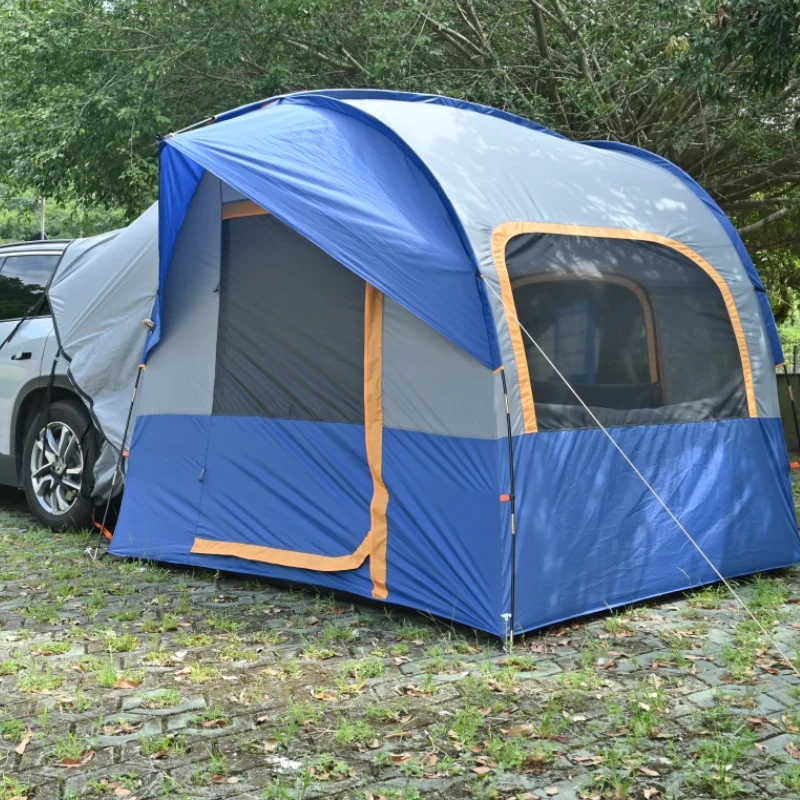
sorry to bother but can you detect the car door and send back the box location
[0,253,60,456]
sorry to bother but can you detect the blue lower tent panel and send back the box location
[112,416,505,633]
[512,417,800,632]
[381,428,503,634]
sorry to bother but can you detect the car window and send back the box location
[0,254,60,321]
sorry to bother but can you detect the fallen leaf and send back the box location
[597,659,616,670]
[786,741,800,760]
[639,767,660,777]
[15,727,33,755]
[113,788,132,798]
[545,787,559,796]
[574,755,604,765]
[504,724,534,737]
[384,731,413,739]
[262,738,279,752]
[209,775,227,783]
[391,753,412,764]
[57,750,95,768]
[201,718,228,729]
[472,766,492,776]
[644,789,659,799]
[102,719,142,736]
[113,678,142,689]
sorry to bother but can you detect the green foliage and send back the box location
[0,183,126,243]
[0,0,798,303]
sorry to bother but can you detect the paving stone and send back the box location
[123,695,207,715]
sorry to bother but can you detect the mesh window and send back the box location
[506,234,747,430]
[213,215,365,422]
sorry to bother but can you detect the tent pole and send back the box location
[499,367,518,648]
[90,362,146,560]
[782,363,800,453]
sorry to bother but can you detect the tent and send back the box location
[61,90,800,636]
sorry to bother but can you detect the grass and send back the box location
[140,733,187,758]
[0,775,29,800]
[781,764,800,792]
[687,731,756,797]
[187,662,222,683]
[92,658,144,688]
[15,661,64,692]
[139,688,181,709]
[319,621,356,643]
[687,583,730,609]
[100,630,139,653]
[52,730,92,762]
[333,719,375,746]
[0,719,26,742]
[341,657,384,681]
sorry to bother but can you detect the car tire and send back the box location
[22,398,98,531]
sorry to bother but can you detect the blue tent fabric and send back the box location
[150,95,499,368]
[213,88,567,140]
[148,146,205,356]
[584,140,784,366]
[512,417,799,632]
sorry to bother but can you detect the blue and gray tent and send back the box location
[49,90,800,636]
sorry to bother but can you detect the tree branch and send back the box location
[739,206,796,237]
[283,37,357,71]
[725,198,800,211]
[528,0,571,131]
[423,13,485,58]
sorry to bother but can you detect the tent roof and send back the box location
[150,90,781,366]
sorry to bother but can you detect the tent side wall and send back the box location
[342,99,800,633]
[113,172,507,634]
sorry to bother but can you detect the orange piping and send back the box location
[365,284,388,599]
[491,235,538,433]
[222,200,270,220]
[191,534,370,571]
[491,222,757,421]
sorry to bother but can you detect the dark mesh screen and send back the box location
[506,234,747,429]
[213,215,365,422]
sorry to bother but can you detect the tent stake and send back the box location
[498,367,518,649]
[782,363,800,453]
[90,362,146,560]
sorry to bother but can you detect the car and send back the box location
[0,239,99,530]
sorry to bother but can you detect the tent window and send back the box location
[505,234,748,430]
[213,215,365,423]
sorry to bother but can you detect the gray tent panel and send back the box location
[383,297,500,439]
[135,173,221,418]
[48,205,158,454]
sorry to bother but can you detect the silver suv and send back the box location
[0,240,98,529]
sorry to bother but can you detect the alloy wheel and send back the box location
[29,421,84,515]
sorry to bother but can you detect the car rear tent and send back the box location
[67,90,799,636]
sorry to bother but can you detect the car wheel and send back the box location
[22,398,98,531]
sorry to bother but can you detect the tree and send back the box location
[1,0,798,310]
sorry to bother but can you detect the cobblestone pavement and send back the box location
[1,485,800,800]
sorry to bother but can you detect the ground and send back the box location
[1,485,800,800]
